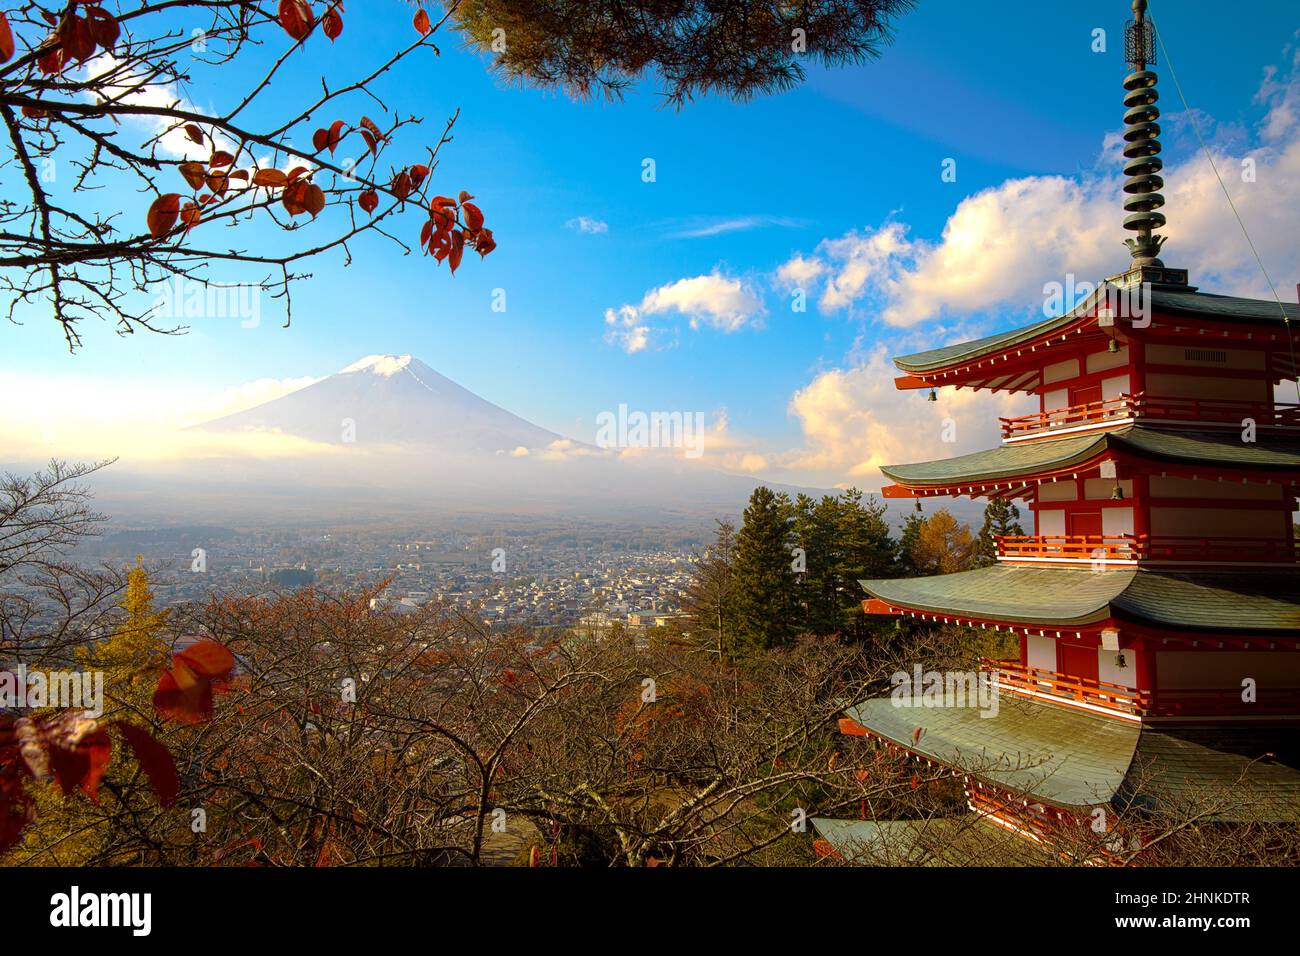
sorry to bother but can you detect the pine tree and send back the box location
[898,511,927,576]
[682,519,738,659]
[975,498,1025,567]
[791,494,839,637]
[732,487,797,651]
[835,489,898,638]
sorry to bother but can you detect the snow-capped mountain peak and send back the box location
[339,354,413,377]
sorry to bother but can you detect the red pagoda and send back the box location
[815,0,1300,861]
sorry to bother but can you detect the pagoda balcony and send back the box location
[982,659,1300,719]
[996,534,1297,566]
[981,658,1146,718]
[999,392,1300,441]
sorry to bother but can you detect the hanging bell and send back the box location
[915,499,923,513]
[927,388,938,402]
[1111,484,1125,500]
[1107,338,1120,354]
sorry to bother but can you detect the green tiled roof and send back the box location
[810,816,1048,866]
[845,696,1300,819]
[880,425,1300,487]
[895,288,1300,374]
[860,565,1300,632]
[847,695,1138,807]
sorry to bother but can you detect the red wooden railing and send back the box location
[1000,391,1300,439]
[997,534,1296,564]
[981,658,1147,716]
[980,659,1300,717]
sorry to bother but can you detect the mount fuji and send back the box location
[78,353,828,524]
[196,354,569,453]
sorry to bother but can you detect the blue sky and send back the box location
[5,0,1300,486]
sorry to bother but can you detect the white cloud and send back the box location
[566,216,609,234]
[668,216,802,239]
[775,254,827,289]
[604,270,765,351]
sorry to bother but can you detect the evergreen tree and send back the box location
[835,489,898,638]
[732,487,797,651]
[791,494,841,637]
[897,510,927,576]
[682,519,739,659]
[974,498,1025,567]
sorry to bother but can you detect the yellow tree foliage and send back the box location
[5,559,172,865]
[86,557,171,721]
[911,509,976,575]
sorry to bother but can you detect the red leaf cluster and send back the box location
[37,5,120,75]
[153,640,237,724]
[419,193,496,273]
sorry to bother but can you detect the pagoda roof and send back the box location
[860,565,1300,632]
[844,695,1300,819]
[880,424,1300,489]
[810,816,1048,865]
[894,287,1300,375]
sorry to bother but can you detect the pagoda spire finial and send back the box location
[1121,0,1166,266]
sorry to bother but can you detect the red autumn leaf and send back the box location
[21,105,48,119]
[86,6,120,50]
[228,169,250,183]
[413,8,432,36]
[185,124,204,145]
[475,227,496,257]
[282,180,311,216]
[253,168,289,188]
[0,12,15,65]
[312,128,329,153]
[147,193,181,237]
[210,150,235,168]
[206,171,228,196]
[419,218,433,251]
[458,190,474,203]
[327,119,345,154]
[409,164,429,189]
[34,713,113,802]
[59,15,95,65]
[37,46,61,76]
[177,641,236,679]
[153,641,235,724]
[359,189,378,214]
[461,201,484,233]
[303,183,326,217]
[180,201,201,231]
[322,7,343,42]
[277,0,315,42]
[287,166,310,182]
[358,116,383,154]
[391,170,413,200]
[153,661,213,724]
[114,722,179,807]
[178,162,206,190]
[448,229,465,274]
